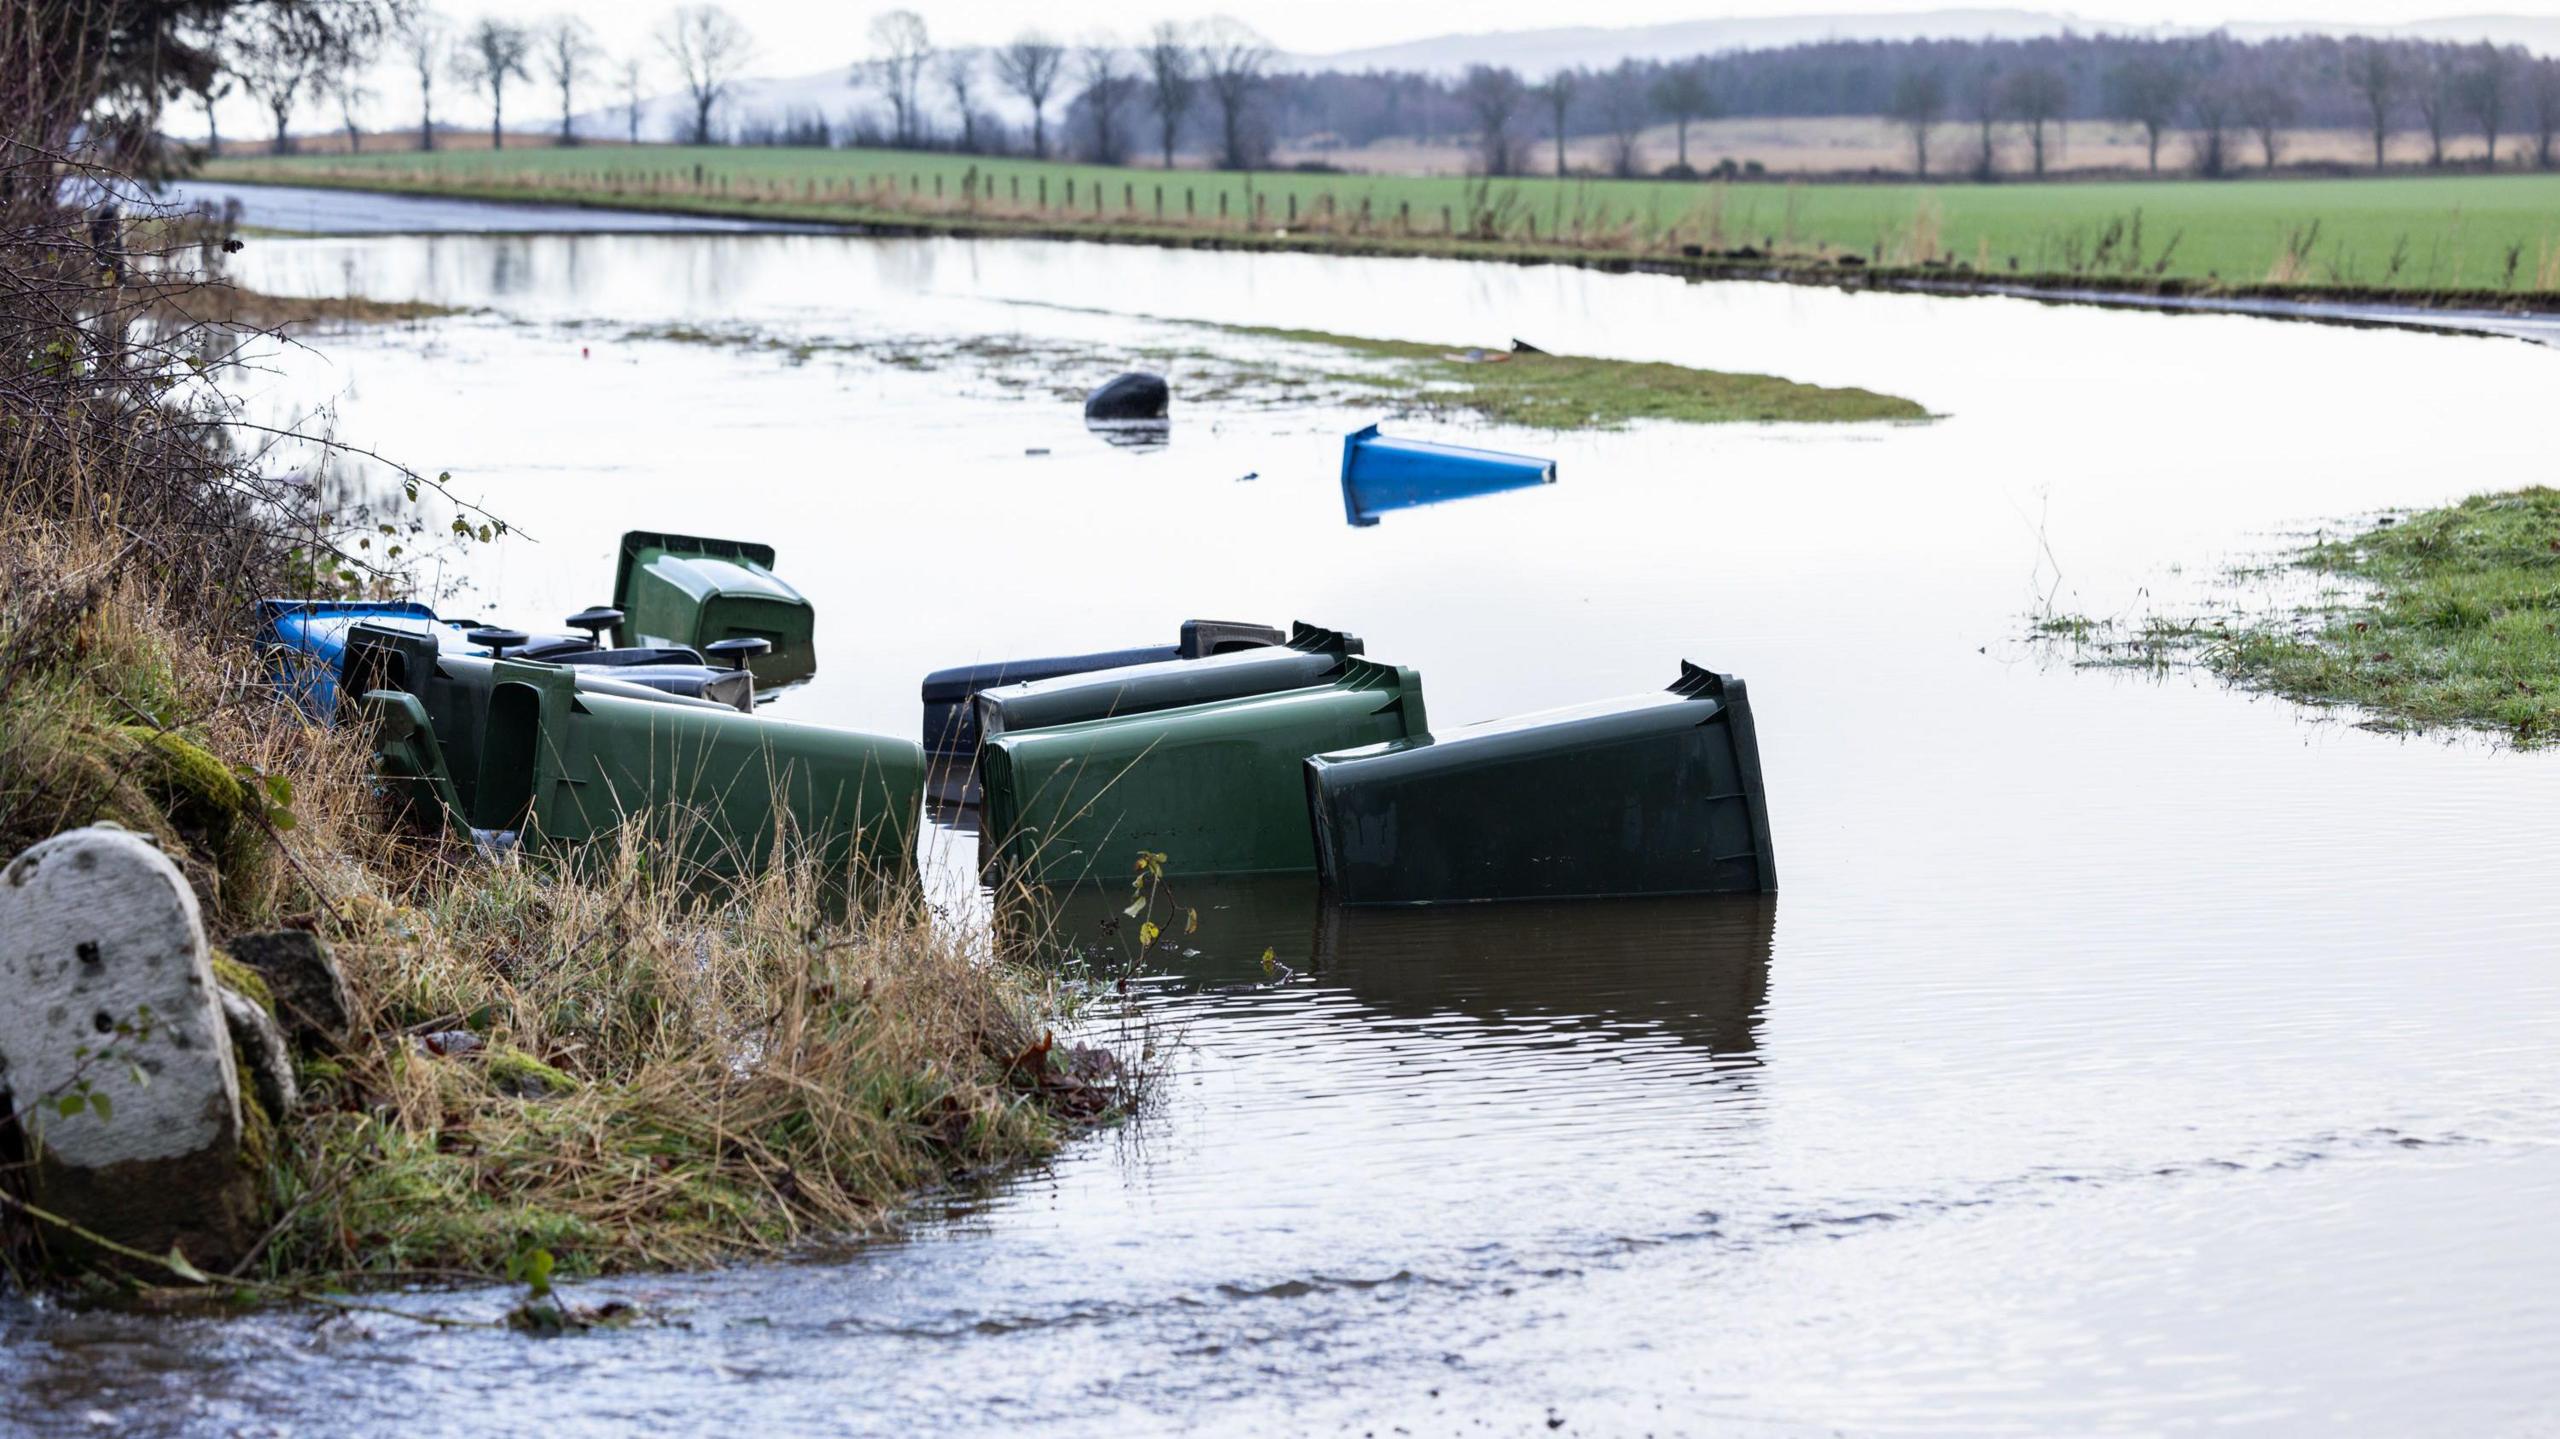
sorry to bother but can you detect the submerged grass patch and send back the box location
[614,314,1926,431]
[2037,487,2560,746]
[1224,325,1928,428]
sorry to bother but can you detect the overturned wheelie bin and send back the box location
[979,658,1428,885]
[1339,424,1556,527]
[920,619,1286,758]
[973,622,1364,751]
[1304,662,1775,905]
[613,530,818,692]
[263,600,758,717]
[351,639,920,883]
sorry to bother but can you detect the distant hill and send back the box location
[1281,10,2560,76]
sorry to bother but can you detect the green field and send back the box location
[207,146,2560,300]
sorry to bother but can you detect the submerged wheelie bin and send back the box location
[920,619,1286,757]
[613,531,818,691]
[356,656,922,882]
[973,622,1363,751]
[1304,662,1775,905]
[979,658,1428,885]
[1339,424,1556,527]
[340,623,751,823]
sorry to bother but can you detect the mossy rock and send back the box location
[209,950,276,1014]
[121,726,248,834]
[486,1047,578,1099]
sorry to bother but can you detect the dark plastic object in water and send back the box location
[612,531,816,691]
[973,622,1364,749]
[919,619,1287,757]
[1083,371,1170,421]
[1339,424,1556,527]
[354,652,922,881]
[980,658,1427,884]
[1304,662,1775,905]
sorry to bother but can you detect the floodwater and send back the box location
[7,203,2560,1436]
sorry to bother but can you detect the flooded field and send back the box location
[7,205,2559,1435]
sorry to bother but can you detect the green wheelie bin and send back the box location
[354,655,922,883]
[979,658,1428,886]
[1304,662,1775,906]
[972,622,1365,752]
[611,531,817,691]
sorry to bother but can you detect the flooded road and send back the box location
[7,227,2559,1435]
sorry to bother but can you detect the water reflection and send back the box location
[1030,876,1773,1061]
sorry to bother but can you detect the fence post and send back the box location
[1066,178,1075,207]
[1186,187,1195,216]
[1039,176,1047,207]
[1011,175,1020,201]
[1218,190,1227,218]
[1155,184,1164,218]
[1442,205,1453,235]
[1287,193,1296,224]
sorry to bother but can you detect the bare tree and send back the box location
[2413,51,2454,167]
[400,10,448,151]
[2346,39,2397,169]
[2105,55,2185,174]
[2460,44,2511,169]
[1458,64,1526,176]
[2238,74,2298,170]
[2188,77,2234,177]
[995,33,1065,159]
[866,9,931,147]
[327,64,372,154]
[619,56,648,143]
[660,4,753,145]
[1078,38,1129,164]
[937,51,984,152]
[2002,66,2067,177]
[1965,61,2002,179]
[1649,60,1712,174]
[1196,18,1270,171]
[454,19,532,150]
[1598,60,1650,177]
[1538,69,1577,176]
[2532,58,2560,170]
[231,23,323,155]
[196,71,232,157]
[1890,65,1948,177]
[539,17,600,146]
[1141,22,1195,168]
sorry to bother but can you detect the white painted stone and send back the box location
[0,825,242,1170]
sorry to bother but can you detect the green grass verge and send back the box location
[2039,488,2560,746]
[208,147,2560,302]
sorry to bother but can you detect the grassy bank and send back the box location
[0,503,1120,1285]
[207,148,2560,305]
[1,216,1118,1291]
[2037,488,2560,747]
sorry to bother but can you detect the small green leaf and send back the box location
[53,1092,84,1117]
[267,806,298,831]
[163,1246,210,1284]
[87,1092,112,1124]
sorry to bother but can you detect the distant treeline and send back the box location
[1038,32,2560,179]
[1249,35,2560,177]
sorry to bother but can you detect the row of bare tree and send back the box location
[1413,34,2560,181]
[193,4,757,157]
[857,14,1275,168]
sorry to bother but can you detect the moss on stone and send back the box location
[209,950,276,1014]
[486,1046,578,1098]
